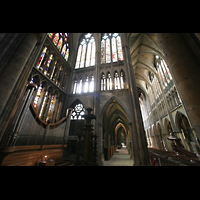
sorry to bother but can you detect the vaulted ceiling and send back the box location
[128,33,165,97]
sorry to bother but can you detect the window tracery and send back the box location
[155,55,172,88]
[71,103,85,120]
[101,33,123,64]
[73,74,94,94]
[75,33,96,69]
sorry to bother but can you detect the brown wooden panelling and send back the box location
[1,144,66,166]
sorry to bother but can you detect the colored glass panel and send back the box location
[75,45,82,69]
[48,33,53,38]
[33,84,43,108]
[117,36,123,61]
[39,91,48,118]
[101,40,105,63]
[57,38,63,51]
[53,33,59,46]
[36,47,47,69]
[44,54,53,75]
[112,37,117,62]
[65,48,69,61]
[106,38,111,63]
[61,44,66,56]
[86,42,91,67]
[91,41,95,66]
[80,44,86,68]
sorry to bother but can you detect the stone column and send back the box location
[122,33,150,165]
[0,33,37,117]
[156,33,200,140]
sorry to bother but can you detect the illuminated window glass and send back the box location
[44,54,53,76]
[106,38,111,63]
[48,33,70,61]
[47,95,55,120]
[107,72,112,90]
[53,33,59,46]
[36,47,47,69]
[101,33,123,64]
[89,75,94,92]
[33,84,43,108]
[101,40,106,63]
[71,103,85,120]
[101,73,106,91]
[39,91,48,118]
[114,71,120,89]
[75,33,95,69]
[112,37,117,62]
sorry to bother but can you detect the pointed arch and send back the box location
[100,95,132,123]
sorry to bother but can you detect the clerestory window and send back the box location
[101,33,123,64]
[75,33,96,69]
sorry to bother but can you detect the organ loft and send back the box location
[0,33,200,166]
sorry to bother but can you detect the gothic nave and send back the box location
[0,33,200,166]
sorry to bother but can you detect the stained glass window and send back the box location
[114,71,120,89]
[48,33,53,39]
[117,36,123,61]
[84,77,89,93]
[36,47,47,69]
[33,84,43,108]
[91,41,95,66]
[50,61,57,80]
[155,55,172,87]
[120,70,124,89]
[101,73,106,91]
[101,40,106,63]
[47,95,55,120]
[71,103,85,120]
[39,91,48,118]
[112,37,117,62]
[106,38,111,63]
[44,54,53,76]
[75,45,82,69]
[75,33,95,69]
[73,80,77,94]
[89,75,94,92]
[86,42,91,67]
[57,38,63,51]
[53,33,59,45]
[101,33,123,64]
[107,72,112,90]
[48,33,70,61]
[80,43,86,68]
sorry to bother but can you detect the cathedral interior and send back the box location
[0,33,200,166]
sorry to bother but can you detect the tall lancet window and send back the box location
[75,33,96,69]
[107,72,112,90]
[101,33,123,64]
[114,71,120,89]
[101,73,106,91]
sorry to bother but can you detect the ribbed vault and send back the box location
[129,33,165,100]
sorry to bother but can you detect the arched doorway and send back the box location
[164,118,173,151]
[175,112,196,152]
[102,99,130,161]
[157,123,165,150]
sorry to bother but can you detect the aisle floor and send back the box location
[103,147,133,166]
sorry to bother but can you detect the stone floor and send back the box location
[103,147,133,166]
